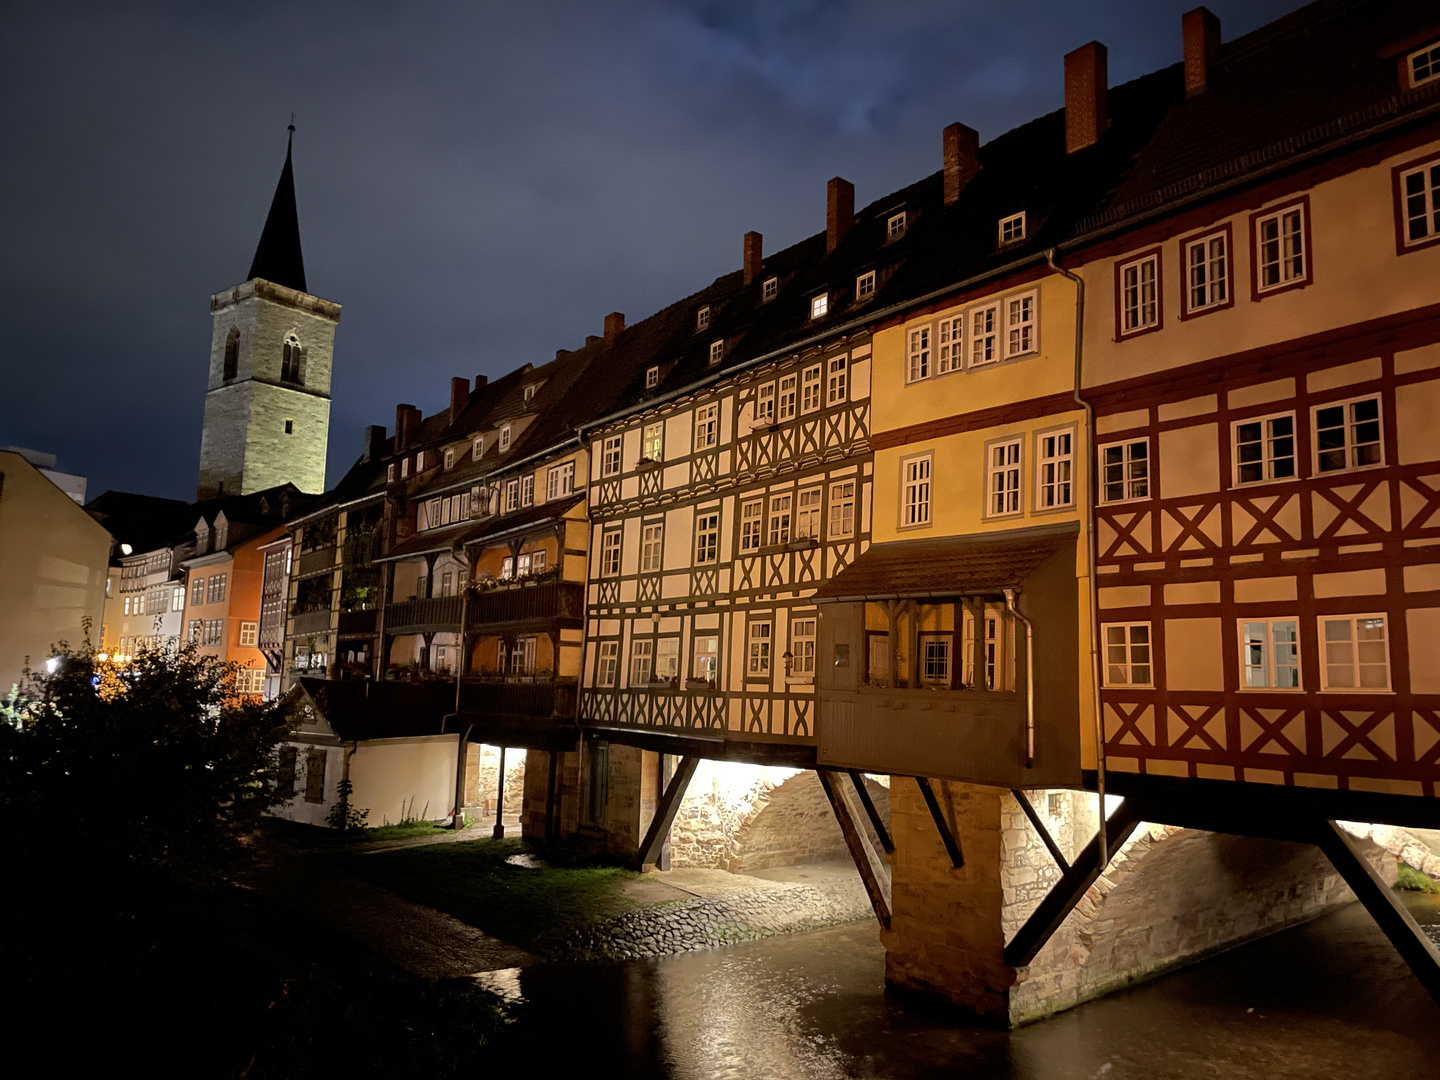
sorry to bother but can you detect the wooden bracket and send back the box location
[916,776,963,869]
[847,769,894,854]
[634,755,698,870]
[818,769,892,929]
[1011,788,1070,873]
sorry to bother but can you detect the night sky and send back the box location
[1,1,1300,502]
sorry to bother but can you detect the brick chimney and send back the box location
[449,377,470,422]
[1183,7,1221,97]
[743,231,763,285]
[827,177,854,253]
[395,403,421,452]
[362,424,386,463]
[474,374,488,391]
[604,312,625,339]
[585,334,601,346]
[943,122,980,206]
[1064,41,1108,154]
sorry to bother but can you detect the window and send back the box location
[528,550,546,574]
[508,637,537,676]
[646,365,660,389]
[207,574,227,604]
[203,619,224,645]
[791,618,817,677]
[969,303,999,366]
[1408,40,1440,88]
[1118,252,1160,336]
[1233,412,1296,485]
[762,276,778,303]
[596,641,619,687]
[473,436,484,461]
[443,449,454,470]
[387,464,397,483]
[547,461,575,500]
[801,365,822,413]
[415,451,425,472]
[1103,623,1152,687]
[692,635,719,685]
[755,383,775,425]
[277,747,297,794]
[856,271,875,300]
[641,523,663,573]
[236,668,265,695]
[1240,619,1300,689]
[500,425,512,452]
[239,621,258,647]
[828,479,856,538]
[999,212,1025,244]
[521,475,534,506]
[920,636,950,684]
[747,621,772,676]
[962,606,999,689]
[697,305,711,331]
[601,436,622,477]
[305,749,326,803]
[907,325,931,382]
[902,454,932,527]
[524,384,536,403]
[191,577,205,606]
[223,327,239,380]
[1100,439,1149,503]
[709,339,725,365]
[777,375,797,421]
[1036,429,1074,509]
[1320,615,1390,691]
[694,404,719,450]
[936,315,964,374]
[642,423,663,462]
[656,638,680,682]
[987,438,1022,517]
[172,587,184,611]
[826,356,847,405]
[504,479,520,512]
[1399,156,1440,248]
[768,493,793,546]
[810,294,829,320]
[1005,291,1037,357]
[740,499,763,553]
[281,335,305,384]
[795,487,822,540]
[600,531,622,576]
[630,639,654,685]
[187,619,201,643]
[694,511,720,565]
[1254,201,1309,294]
[1313,395,1383,473]
[887,212,907,240]
[1183,229,1230,314]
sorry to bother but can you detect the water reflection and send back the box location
[488,897,1440,1078]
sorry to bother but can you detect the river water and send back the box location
[483,894,1439,1078]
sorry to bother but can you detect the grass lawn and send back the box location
[339,837,639,954]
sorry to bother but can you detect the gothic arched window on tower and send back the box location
[281,335,306,385]
[223,327,240,381]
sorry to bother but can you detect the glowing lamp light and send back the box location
[119,543,133,555]
[96,652,109,662]
[45,657,61,674]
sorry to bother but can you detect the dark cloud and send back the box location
[0,0,1299,501]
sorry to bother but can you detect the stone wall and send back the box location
[462,743,526,820]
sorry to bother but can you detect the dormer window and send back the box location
[473,436,483,460]
[709,340,725,365]
[855,271,875,301]
[697,306,711,331]
[280,335,305,384]
[524,384,536,403]
[444,448,456,470]
[415,451,425,472]
[223,327,239,380]
[1409,40,1440,88]
[762,277,778,303]
[401,458,409,478]
[810,294,829,320]
[646,365,660,389]
[999,212,1026,245]
[887,212,907,240]
[500,424,512,451]
[387,463,397,483]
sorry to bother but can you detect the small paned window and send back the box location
[697,306,711,331]
[1255,203,1308,292]
[656,638,680,682]
[444,449,455,470]
[305,750,327,803]
[500,425,512,451]
[709,339,725,365]
[504,480,519,512]
[791,619,817,677]
[1119,254,1159,335]
[777,375,798,421]
[768,493,793,546]
[601,436,622,477]
[473,436,484,460]
[239,621,258,647]
[387,464,396,483]
[795,487,822,540]
[801,365,822,413]
[548,461,575,500]
[1036,430,1074,509]
[740,499,763,553]
[646,365,660,389]
[747,622,772,676]
[937,315,964,374]
[600,531,622,577]
[902,455,932,527]
[828,479,856,538]
[856,271,876,300]
[987,438,1022,516]
[640,523,663,573]
[692,635,719,685]
[694,404,719,450]
[1184,230,1229,313]
[596,641,619,687]
[970,303,999,366]
[907,325,931,382]
[1400,157,1440,247]
[1320,615,1390,691]
[887,212,907,240]
[826,357,847,405]
[999,212,1025,244]
[762,277,778,303]
[521,475,534,506]
[630,640,654,686]
[1313,395,1383,473]
[1233,413,1296,485]
[810,294,829,320]
[694,511,720,565]
[920,635,950,684]
[1240,619,1300,689]
[1408,41,1440,87]
[207,574,227,604]
[963,606,999,689]
[643,423,663,462]
[1103,623,1152,687]
[1005,292,1037,357]
[1100,439,1149,503]
[191,577,205,606]
[755,383,776,425]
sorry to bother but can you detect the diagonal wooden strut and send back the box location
[847,769,894,854]
[818,769,892,929]
[634,755,698,870]
[1011,788,1070,873]
[916,776,963,868]
[1003,799,1142,968]
[1313,820,1440,1004]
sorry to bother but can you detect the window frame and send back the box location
[696,305,711,332]
[1405,39,1440,90]
[547,461,575,501]
[694,510,720,565]
[1098,438,1150,505]
[795,486,823,541]
[239,621,258,647]
[1238,617,1301,691]
[761,276,778,303]
[645,365,660,389]
[709,339,725,365]
[499,424,512,452]
[746,620,772,678]
[1114,249,1162,339]
[998,212,1025,245]
[801,364,823,413]
[600,435,622,477]
[968,302,999,367]
[919,634,951,685]
[810,293,829,320]
[1318,613,1392,693]
[1231,410,1299,487]
[1311,392,1385,476]
[887,212,907,240]
[630,638,654,686]
[1178,224,1234,319]
[1003,289,1039,359]
[936,314,964,375]
[1034,426,1076,511]
[642,422,663,463]
[828,479,856,539]
[595,640,619,687]
[826,356,848,405]
[1102,622,1154,688]
[739,498,764,553]
[599,530,622,577]
[985,436,1024,519]
[790,617,817,679]
[1250,196,1313,299]
[906,324,931,383]
[1391,151,1440,255]
[900,452,933,530]
[640,522,663,573]
[855,271,876,301]
[692,634,720,686]
[694,403,719,451]
[777,375,798,422]
[768,493,793,547]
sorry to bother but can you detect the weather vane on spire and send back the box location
[288,111,296,134]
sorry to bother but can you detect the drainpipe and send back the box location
[453,722,473,828]
[1046,248,1108,866]
[1003,588,1035,768]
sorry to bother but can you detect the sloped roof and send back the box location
[85,490,195,553]
[247,129,307,293]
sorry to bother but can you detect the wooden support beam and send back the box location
[1003,799,1141,968]
[1313,820,1440,1004]
[817,769,891,929]
[1011,788,1069,874]
[916,776,963,869]
[635,755,698,870]
[544,750,559,845]
[492,745,507,839]
[847,769,893,854]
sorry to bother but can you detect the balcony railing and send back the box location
[291,609,332,636]
[467,579,584,628]
[337,609,380,637]
[385,595,464,634]
[458,678,576,719]
[294,545,337,579]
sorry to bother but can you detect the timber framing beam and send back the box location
[1003,800,1142,968]
[1012,789,1069,873]
[1312,820,1440,1004]
[848,769,894,854]
[916,776,963,869]
[634,755,698,870]
[818,769,892,930]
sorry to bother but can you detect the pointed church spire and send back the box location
[247,123,308,293]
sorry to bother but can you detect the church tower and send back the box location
[197,127,341,499]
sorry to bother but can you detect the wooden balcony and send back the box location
[291,609,332,636]
[294,545,337,579]
[385,595,464,634]
[466,578,584,630]
[459,677,576,719]
[337,609,380,637]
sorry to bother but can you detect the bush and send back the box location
[1396,862,1440,893]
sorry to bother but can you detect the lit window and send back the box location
[969,303,999,366]
[826,357,847,404]
[1103,623,1152,687]
[963,607,999,689]
[172,587,184,612]
[907,325,931,382]
[207,574,227,604]
[777,375,797,421]
[1400,156,1440,249]
[630,639,654,685]
[504,480,519,512]
[692,635,719,685]
[1255,203,1308,292]
[694,403,719,451]
[643,423,663,462]
[762,277,778,303]
[1313,395,1383,473]
[887,212,907,240]
[1005,291,1036,357]
[387,463,396,482]
[640,523,663,573]
[768,493,793,546]
[828,479,855,538]
[521,475,534,506]
[1240,619,1300,689]
[755,383,776,425]
[856,271,875,300]
[529,550,545,574]
[1320,615,1390,691]
[499,425,512,451]
[646,365,660,389]
[697,306,711,331]
[791,619,817,677]
[547,461,575,500]
[1184,230,1229,312]
[596,641,619,687]
[747,622,772,676]
[694,511,720,565]
[656,638,680,682]
[920,635,950,684]
[902,455,932,527]
[400,458,409,478]
[709,339,725,365]
[987,438,1022,516]
[1233,413,1296,485]
[1036,429,1074,509]
[810,294,829,320]
[795,487,823,540]
[999,212,1025,244]
[740,499,763,553]
[601,436,622,477]
[415,451,425,472]
[600,530,622,577]
[1099,439,1149,503]
[239,621,258,647]
[1118,253,1159,335]
[1408,41,1440,87]
[801,364,822,413]
[936,315,963,374]
[500,557,514,580]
